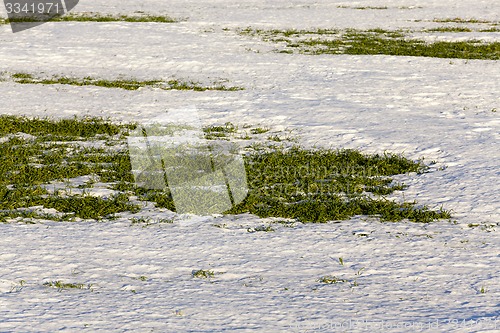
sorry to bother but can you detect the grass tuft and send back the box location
[247,225,275,232]
[243,28,500,60]
[203,122,238,140]
[43,280,92,291]
[10,73,243,92]
[318,275,349,284]
[425,27,473,33]
[250,127,270,134]
[192,269,215,278]
[0,114,134,137]
[433,18,494,24]
[0,13,179,24]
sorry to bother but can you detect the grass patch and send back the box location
[480,27,500,32]
[247,225,275,233]
[0,116,139,221]
[267,135,282,142]
[203,122,238,134]
[39,193,139,220]
[43,280,92,291]
[243,28,500,60]
[132,275,149,281]
[192,269,215,278]
[203,122,238,140]
[0,116,450,223]
[226,147,451,223]
[250,127,270,134]
[54,13,179,23]
[0,114,134,138]
[130,216,174,226]
[318,275,349,284]
[10,73,243,92]
[425,27,474,33]
[337,5,388,10]
[353,6,388,10]
[399,6,423,10]
[433,18,494,24]
[0,13,179,24]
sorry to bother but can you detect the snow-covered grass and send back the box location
[241,27,500,59]
[1,115,450,223]
[0,13,179,24]
[0,0,499,332]
[8,72,243,91]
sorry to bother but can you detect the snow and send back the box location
[0,0,499,332]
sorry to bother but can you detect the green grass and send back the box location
[0,13,179,24]
[337,5,388,10]
[0,114,134,138]
[43,280,92,291]
[0,115,139,221]
[10,73,243,92]
[226,147,451,223]
[130,216,174,226]
[132,275,149,281]
[54,13,179,23]
[203,122,238,140]
[399,6,423,10]
[318,275,349,284]
[425,27,473,33]
[353,6,388,10]
[247,225,275,232]
[250,127,270,134]
[203,122,238,134]
[433,18,494,24]
[267,135,282,142]
[0,115,451,223]
[192,269,215,278]
[243,28,500,60]
[480,27,500,32]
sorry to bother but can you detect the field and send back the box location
[0,0,499,332]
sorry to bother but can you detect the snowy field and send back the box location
[0,0,499,332]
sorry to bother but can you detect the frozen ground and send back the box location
[0,1,499,332]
